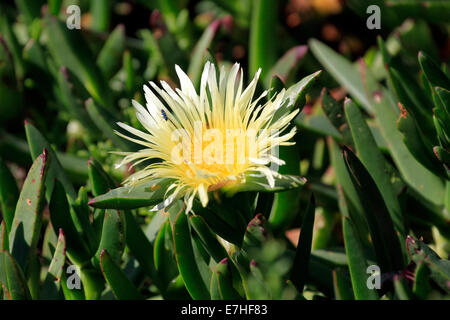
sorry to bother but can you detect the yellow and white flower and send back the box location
[115,62,299,212]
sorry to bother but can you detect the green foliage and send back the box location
[0,0,449,301]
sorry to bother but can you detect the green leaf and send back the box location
[290,194,315,293]
[0,158,19,234]
[123,50,135,95]
[321,89,353,145]
[344,98,405,235]
[124,210,161,290]
[25,121,76,200]
[377,89,445,204]
[85,98,134,151]
[249,0,277,80]
[0,251,31,300]
[170,206,210,300]
[56,67,101,137]
[271,70,322,124]
[189,215,228,263]
[40,228,66,299]
[48,0,62,15]
[309,39,372,113]
[222,172,306,196]
[396,106,446,177]
[188,20,222,88]
[49,180,91,265]
[9,150,49,272]
[406,236,450,294]
[435,86,450,116]
[413,261,432,299]
[339,186,378,300]
[100,249,144,300]
[328,139,371,248]
[211,258,242,300]
[45,11,111,107]
[434,146,450,177]
[192,199,246,246]
[389,67,436,143]
[88,178,174,209]
[343,148,404,272]
[72,187,97,253]
[332,269,354,300]
[97,24,126,79]
[93,210,126,269]
[0,220,8,251]
[88,158,115,197]
[154,220,179,291]
[90,0,110,32]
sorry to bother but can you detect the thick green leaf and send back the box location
[309,39,372,113]
[0,158,19,234]
[45,11,111,107]
[170,206,210,300]
[332,269,354,300]
[9,150,49,272]
[189,215,228,263]
[222,172,306,196]
[211,258,242,300]
[339,187,378,300]
[154,220,179,291]
[25,121,76,200]
[90,0,110,32]
[97,24,125,79]
[88,178,174,209]
[344,98,405,235]
[93,209,126,269]
[396,105,446,177]
[435,86,450,116]
[85,98,133,151]
[321,89,353,145]
[249,0,277,80]
[124,210,160,290]
[0,251,30,300]
[290,194,315,292]
[88,157,116,197]
[40,228,66,299]
[343,148,404,272]
[271,70,322,124]
[100,249,144,300]
[49,180,91,265]
[48,0,62,15]
[413,261,432,299]
[0,221,8,251]
[188,19,222,88]
[56,67,101,137]
[72,187,97,253]
[369,87,444,206]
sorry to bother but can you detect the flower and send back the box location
[115,62,299,212]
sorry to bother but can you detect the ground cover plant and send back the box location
[0,0,449,300]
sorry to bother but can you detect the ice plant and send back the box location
[114,62,300,212]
